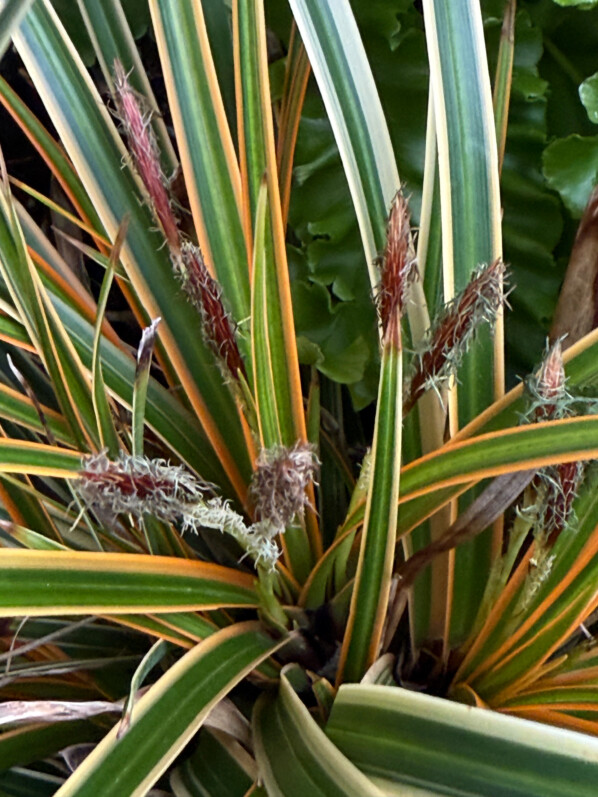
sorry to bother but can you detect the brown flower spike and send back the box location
[181,243,246,381]
[113,61,180,254]
[113,62,245,384]
[377,191,417,341]
[77,452,279,568]
[403,258,507,414]
[528,341,584,542]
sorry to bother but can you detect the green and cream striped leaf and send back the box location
[250,179,289,447]
[253,668,384,796]
[458,477,598,705]
[0,438,80,476]
[422,0,503,642]
[60,295,232,490]
[0,75,103,232]
[0,0,33,60]
[400,416,598,501]
[243,38,306,448]
[287,0,397,283]
[90,223,123,457]
[250,179,316,576]
[76,0,177,171]
[339,415,598,534]
[326,684,598,797]
[54,622,285,797]
[338,325,402,683]
[0,180,97,450]
[287,0,430,394]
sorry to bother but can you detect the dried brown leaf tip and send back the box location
[403,258,507,414]
[251,442,319,531]
[112,61,180,253]
[136,317,161,372]
[377,191,417,338]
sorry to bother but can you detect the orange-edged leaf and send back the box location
[276,24,310,228]
[240,2,307,448]
[0,181,97,451]
[13,0,252,502]
[150,0,250,324]
[0,76,103,233]
[0,438,80,475]
[400,415,598,501]
[0,550,259,616]
[337,316,402,684]
[250,180,317,579]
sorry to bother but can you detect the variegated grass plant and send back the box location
[2,0,598,794]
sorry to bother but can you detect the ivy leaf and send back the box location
[288,245,376,407]
[550,0,598,7]
[543,134,598,217]
[580,72,598,123]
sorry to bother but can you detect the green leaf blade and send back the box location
[151,0,250,324]
[326,684,598,797]
[253,670,384,797]
[54,622,284,797]
[0,550,259,615]
[339,333,402,683]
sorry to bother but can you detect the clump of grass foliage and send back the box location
[2,1,598,795]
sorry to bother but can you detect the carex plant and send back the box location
[3,0,598,795]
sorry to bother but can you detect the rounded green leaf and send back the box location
[543,134,598,217]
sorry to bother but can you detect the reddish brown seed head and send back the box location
[250,442,319,529]
[113,61,180,252]
[533,340,566,421]
[403,258,507,413]
[181,244,246,381]
[377,192,417,339]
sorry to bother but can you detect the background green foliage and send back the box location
[41,0,598,403]
[272,0,598,399]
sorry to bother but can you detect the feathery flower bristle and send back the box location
[77,452,279,569]
[526,339,569,422]
[113,61,180,253]
[251,442,319,530]
[377,191,417,337]
[77,451,210,522]
[403,258,507,414]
